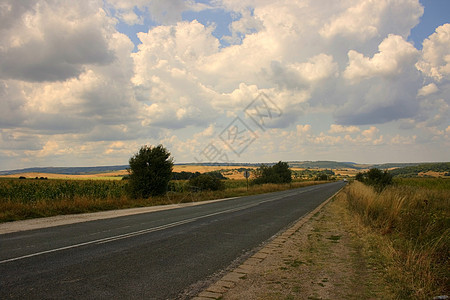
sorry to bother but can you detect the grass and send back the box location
[394,177,450,190]
[0,178,327,223]
[341,179,449,299]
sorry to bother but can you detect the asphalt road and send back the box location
[0,181,345,299]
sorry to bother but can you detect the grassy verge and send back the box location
[341,180,449,299]
[0,179,326,223]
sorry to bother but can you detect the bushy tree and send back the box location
[188,174,225,191]
[128,145,173,198]
[315,173,329,181]
[253,161,292,184]
[355,168,393,191]
[355,172,364,182]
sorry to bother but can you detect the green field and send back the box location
[394,177,450,190]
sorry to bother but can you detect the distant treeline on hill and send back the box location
[0,165,129,175]
[389,162,450,177]
[2,161,449,176]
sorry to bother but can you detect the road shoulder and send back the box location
[195,190,390,300]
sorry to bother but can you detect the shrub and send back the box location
[172,171,201,180]
[315,173,329,181]
[356,168,393,191]
[188,174,225,191]
[172,171,227,180]
[253,161,292,184]
[128,145,173,198]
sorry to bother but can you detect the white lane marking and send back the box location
[0,193,290,264]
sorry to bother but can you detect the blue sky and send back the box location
[410,0,450,48]
[0,0,449,169]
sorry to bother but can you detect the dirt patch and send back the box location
[221,196,391,300]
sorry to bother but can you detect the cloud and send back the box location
[344,35,418,82]
[0,1,116,82]
[416,23,450,81]
[0,81,28,128]
[418,83,438,97]
[320,0,422,42]
[390,134,416,145]
[328,124,360,134]
[222,8,263,45]
[2,0,450,169]
[296,124,311,136]
[334,34,422,125]
[106,0,208,25]
[131,20,221,128]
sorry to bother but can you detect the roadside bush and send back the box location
[356,168,393,192]
[128,145,173,198]
[172,171,227,180]
[188,174,225,191]
[315,173,329,181]
[172,171,201,180]
[253,161,292,185]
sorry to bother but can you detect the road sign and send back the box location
[243,170,250,191]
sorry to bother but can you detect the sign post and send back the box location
[243,170,250,191]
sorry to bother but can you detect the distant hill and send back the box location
[0,165,129,176]
[286,161,432,170]
[288,161,360,169]
[389,162,450,177]
[1,161,448,176]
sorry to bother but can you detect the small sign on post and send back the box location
[243,170,250,191]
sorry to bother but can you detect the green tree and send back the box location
[253,161,292,184]
[355,168,393,192]
[128,145,173,198]
[316,173,328,181]
[355,172,364,182]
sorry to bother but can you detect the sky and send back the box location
[0,0,449,170]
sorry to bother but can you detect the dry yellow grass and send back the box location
[342,180,449,299]
[418,171,448,177]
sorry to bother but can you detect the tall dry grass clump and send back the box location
[343,180,449,299]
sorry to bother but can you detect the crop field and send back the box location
[0,178,130,221]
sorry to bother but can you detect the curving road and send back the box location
[0,181,345,299]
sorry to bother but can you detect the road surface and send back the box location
[0,181,345,299]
